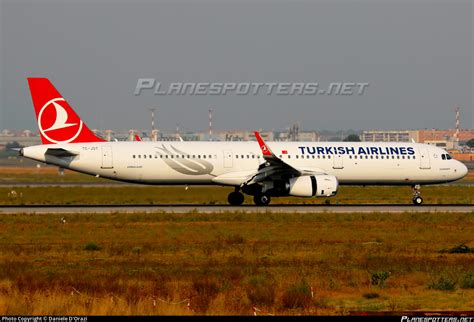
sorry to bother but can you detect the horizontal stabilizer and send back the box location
[45,148,79,157]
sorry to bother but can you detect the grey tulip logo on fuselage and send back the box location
[156,145,214,175]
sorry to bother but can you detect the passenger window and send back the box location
[144,155,147,159]
[312,155,315,159]
[133,155,136,158]
[209,155,212,158]
[203,155,206,159]
[149,155,152,158]
[328,156,331,159]
[402,156,405,159]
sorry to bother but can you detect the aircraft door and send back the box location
[333,154,343,169]
[101,146,114,169]
[223,150,233,168]
[419,148,431,169]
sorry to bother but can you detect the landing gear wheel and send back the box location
[412,185,423,205]
[227,191,244,206]
[254,194,271,206]
[412,196,423,205]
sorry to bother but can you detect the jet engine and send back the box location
[287,175,338,197]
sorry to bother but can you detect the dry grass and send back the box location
[0,211,473,315]
[0,185,473,205]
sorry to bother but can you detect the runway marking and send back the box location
[0,204,472,214]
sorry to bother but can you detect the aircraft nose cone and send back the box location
[459,162,468,179]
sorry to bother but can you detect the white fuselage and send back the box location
[22,141,467,186]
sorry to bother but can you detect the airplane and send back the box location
[19,78,468,206]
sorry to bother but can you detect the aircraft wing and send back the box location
[243,132,326,186]
[212,132,327,187]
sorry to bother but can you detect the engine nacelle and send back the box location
[288,175,338,197]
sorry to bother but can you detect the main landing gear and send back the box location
[227,190,245,206]
[253,194,271,206]
[412,185,423,205]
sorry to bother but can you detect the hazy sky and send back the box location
[0,0,472,133]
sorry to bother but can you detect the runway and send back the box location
[0,182,473,188]
[0,204,473,214]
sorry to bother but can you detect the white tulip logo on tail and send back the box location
[38,98,83,143]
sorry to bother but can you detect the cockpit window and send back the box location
[446,154,452,160]
[442,154,452,160]
[441,154,446,160]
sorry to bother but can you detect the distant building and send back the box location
[361,130,418,142]
[418,129,474,143]
[424,139,456,150]
[0,129,42,147]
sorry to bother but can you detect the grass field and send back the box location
[1,185,473,205]
[0,166,473,315]
[0,211,473,315]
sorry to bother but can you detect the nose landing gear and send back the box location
[412,185,423,205]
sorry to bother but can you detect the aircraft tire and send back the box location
[254,194,271,206]
[412,196,423,205]
[228,191,244,206]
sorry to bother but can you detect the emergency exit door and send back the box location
[223,150,233,168]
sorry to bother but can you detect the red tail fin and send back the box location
[27,78,105,144]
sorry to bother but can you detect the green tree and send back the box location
[343,134,361,142]
[466,138,474,148]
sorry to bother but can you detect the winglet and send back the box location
[254,131,272,156]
